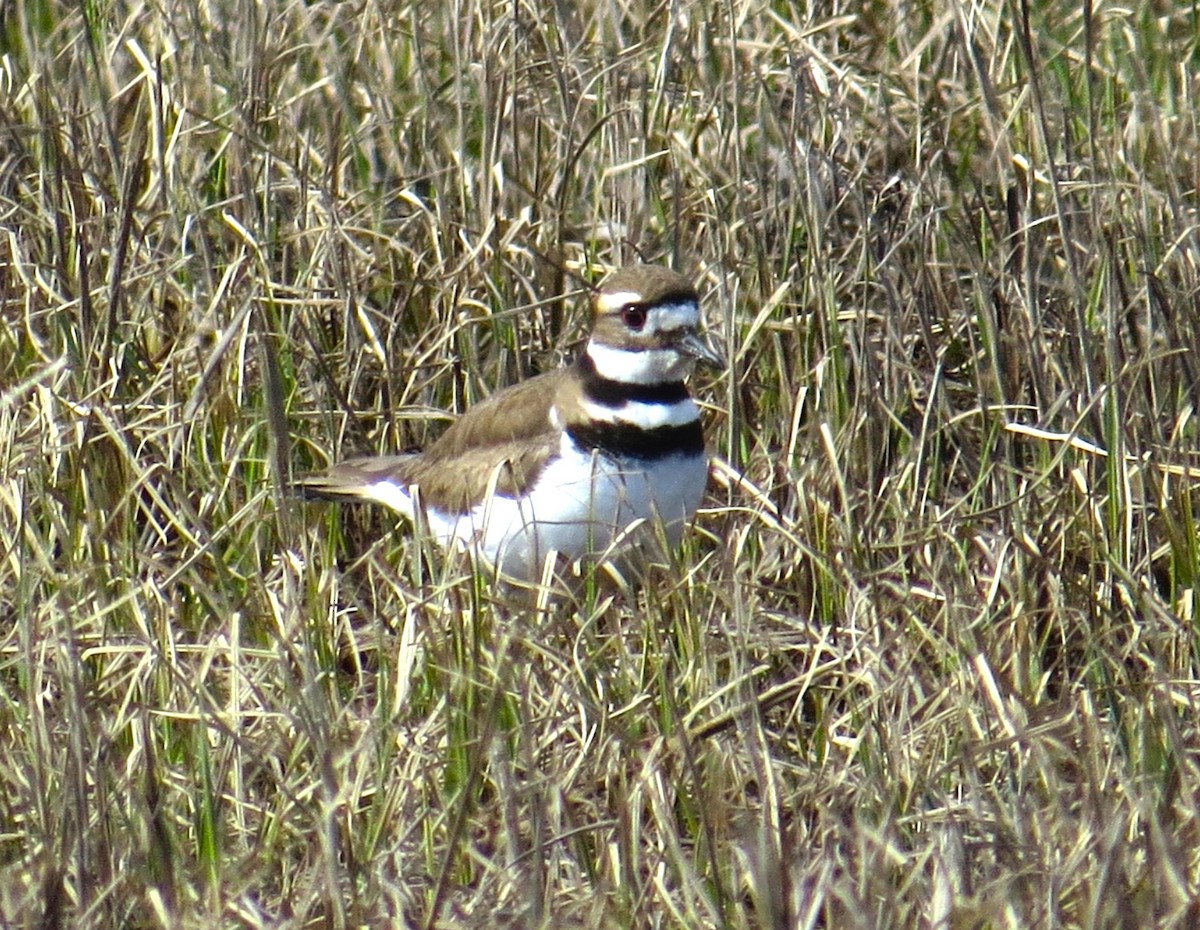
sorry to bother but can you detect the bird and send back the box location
[297,264,724,585]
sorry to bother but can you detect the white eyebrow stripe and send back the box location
[595,290,645,312]
[645,300,700,332]
[580,397,700,428]
[596,293,701,333]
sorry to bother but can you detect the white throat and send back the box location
[585,342,695,384]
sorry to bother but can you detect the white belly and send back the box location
[425,435,708,581]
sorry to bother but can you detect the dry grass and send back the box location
[3,0,1200,926]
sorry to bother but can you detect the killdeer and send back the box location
[298,265,724,583]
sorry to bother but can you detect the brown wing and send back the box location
[298,369,567,514]
[419,369,566,462]
[399,434,559,513]
[404,369,567,510]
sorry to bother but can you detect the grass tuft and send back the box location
[3,0,1200,926]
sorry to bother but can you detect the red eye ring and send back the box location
[621,304,648,330]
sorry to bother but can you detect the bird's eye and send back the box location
[621,304,648,330]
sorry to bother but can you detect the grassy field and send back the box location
[4,0,1200,926]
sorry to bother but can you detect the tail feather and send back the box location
[293,454,419,518]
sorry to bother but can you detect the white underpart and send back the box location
[399,432,708,581]
[580,396,700,428]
